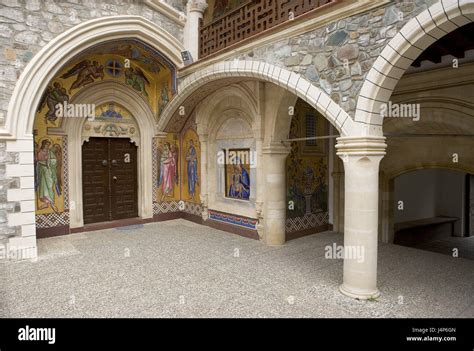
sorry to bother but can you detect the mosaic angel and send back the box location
[125,67,150,97]
[61,60,104,94]
[35,139,62,213]
[37,82,69,123]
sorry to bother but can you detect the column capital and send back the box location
[187,0,208,13]
[335,136,386,157]
[262,143,291,155]
[155,131,168,139]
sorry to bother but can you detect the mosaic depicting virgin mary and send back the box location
[228,157,250,200]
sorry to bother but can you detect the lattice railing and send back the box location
[199,0,335,58]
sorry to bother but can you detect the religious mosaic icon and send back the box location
[99,103,123,119]
[125,66,150,97]
[158,84,170,115]
[37,81,69,123]
[225,149,250,200]
[60,59,104,94]
[157,141,179,201]
[34,138,62,213]
[185,139,199,201]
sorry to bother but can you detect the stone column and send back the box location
[336,136,386,299]
[184,0,208,60]
[255,129,264,239]
[262,143,290,246]
[331,170,344,233]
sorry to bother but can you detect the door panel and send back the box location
[110,138,138,220]
[82,138,110,224]
[82,137,138,225]
[469,174,474,237]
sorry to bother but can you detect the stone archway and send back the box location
[158,60,356,137]
[354,0,474,135]
[48,81,159,229]
[5,16,184,257]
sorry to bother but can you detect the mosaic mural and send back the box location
[83,103,138,140]
[286,99,329,230]
[224,148,251,200]
[33,40,176,228]
[34,134,64,215]
[156,133,180,202]
[181,128,201,203]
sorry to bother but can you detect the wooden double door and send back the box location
[82,137,138,224]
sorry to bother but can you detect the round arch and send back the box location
[355,0,474,136]
[196,84,259,135]
[195,84,262,223]
[158,60,356,138]
[5,16,184,254]
[4,15,184,140]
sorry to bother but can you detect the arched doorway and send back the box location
[30,36,179,237]
[4,16,184,256]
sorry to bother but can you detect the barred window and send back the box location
[305,113,317,146]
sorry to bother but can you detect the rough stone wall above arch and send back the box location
[209,0,437,123]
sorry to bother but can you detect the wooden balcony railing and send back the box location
[199,0,335,59]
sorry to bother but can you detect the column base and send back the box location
[3,236,38,261]
[339,284,380,300]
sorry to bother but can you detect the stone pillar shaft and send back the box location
[336,136,386,299]
[263,143,290,246]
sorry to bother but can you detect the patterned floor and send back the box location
[1,219,473,318]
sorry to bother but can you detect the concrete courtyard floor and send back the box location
[1,219,473,318]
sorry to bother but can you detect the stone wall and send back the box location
[229,0,438,118]
[163,0,186,12]
[0,0,184,126]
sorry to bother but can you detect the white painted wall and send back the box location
[436,170,465,236]
[394,169,465,236]
[394,169,438,223]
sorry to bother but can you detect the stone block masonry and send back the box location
[228,0,439,118]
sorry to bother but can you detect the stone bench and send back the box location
[394,216,459,246]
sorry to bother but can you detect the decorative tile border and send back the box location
[62,136,69,210]
[35,212,70,228]
[183,201,202,216]
[152,137,158,202]
[208,209,258,230]
[286,211,329,233]
[153,201,180,215]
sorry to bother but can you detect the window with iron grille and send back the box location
[305,113,317,146]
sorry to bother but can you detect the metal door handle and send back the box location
[102,160,107,166]
[113,176,118,181]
